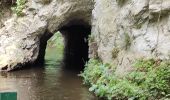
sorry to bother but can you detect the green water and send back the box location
[0,47,97,100]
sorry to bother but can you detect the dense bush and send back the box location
[80,59,170,100]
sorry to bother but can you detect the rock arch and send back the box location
[0,0,94,71]
[36,19,91,70]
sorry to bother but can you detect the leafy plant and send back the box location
[80,58,170,100]
[12,0,26,16]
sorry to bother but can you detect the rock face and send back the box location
[0,0,170,73]
[0,1,13,28]
[0,0,93,71]
[90,0,170,75]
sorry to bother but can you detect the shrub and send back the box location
[80,58,170,100]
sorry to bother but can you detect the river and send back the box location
[0,47,97,100]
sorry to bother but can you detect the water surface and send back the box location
[0,48,97,100]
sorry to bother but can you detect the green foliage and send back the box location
[47,32,64,51]
[45,32,64,61]
[130,59,170,99]
[12,0,26,16]
[80,59,106,85]
[80,58,170,100]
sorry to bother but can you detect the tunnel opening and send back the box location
[35,20,91,71]
[59,24,91,70]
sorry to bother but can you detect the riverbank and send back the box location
[80,58,170,100]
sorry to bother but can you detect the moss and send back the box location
[41,0,52,4]
[116,0,126,6]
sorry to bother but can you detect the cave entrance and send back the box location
[37,20,91,71]
[59,24,91,70]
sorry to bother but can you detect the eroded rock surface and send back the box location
[0,0,93,71]
[0,0,170,74]
[91,0,170,75]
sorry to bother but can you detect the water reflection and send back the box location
[0,48,97,100]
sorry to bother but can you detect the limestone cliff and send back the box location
[0,0,170,73]
[90,0,170,75]
[0,0,93,71]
